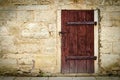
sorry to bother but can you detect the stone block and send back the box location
[17,10,34,22]
[100,27,120,42]
[96,77,111,80]
[17,5,50,10]
[3,54,17,59]
[0,36,16,53]
[0,59,17,67]
[113,42,120,54]
[40,39,56,54]
[0,11,16,21]
[112,20,120,27]
[0,0,54,5]
[41,47,56,54]
[60,4,84,10]
[101,11,120,27]
[0,45,16,53]
[110,77,120,80]
[118,71,120,76]
[16,53,35,59]
[39,67,57,73]
[17,44,40,53]
[3,77,15,80]
[21,22,49,39]
[0,26,9,36]
[105,6,120,11]
[101,12,120,21]
[6,21,22,36]
[3,53,35,66]
[35,67,52,73]
[85,0,101,5]
[59,0,74,5]
[100,20,112,27]
[48,24,56,32]
[15,53,35,71]
[49,77,73,80]
[31,77,48,80]
[99,0,113,6]
[75,0,86,4]
[18,58,35,69]
[72,77,96,80]
[41,39,56,48]
[11,0,37,5]
[36,0,54,5]
[0,6,17,10]
[18,58,34,65]
[112,0,120,5]
[100,42,112,54]
[34,10,56,22]
[21,29,50,39]
[0,21,5,26]
[0,77,3,80]
[6,21,23,27]
[101,54,120,68]
[18,65,33,72]
[33,29,49,38]
[101,20,120,27]
[14,77,31,80]
[0,36,14,45]
[35,55,56,68]
[16,37,42,44]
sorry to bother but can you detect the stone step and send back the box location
[0,77,120,80]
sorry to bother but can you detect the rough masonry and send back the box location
[0,0,120,76]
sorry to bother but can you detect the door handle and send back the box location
[59,31,68,35]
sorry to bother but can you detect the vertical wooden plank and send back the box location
[86,25,94,73]
[61,10,70,73]
[77,10,87,73]
[85,10,94,73]
[68,11,77,73]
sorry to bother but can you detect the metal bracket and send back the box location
[67,21,97,25]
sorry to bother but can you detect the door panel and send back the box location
[61,10,95,73]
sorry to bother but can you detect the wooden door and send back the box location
[61,10,97,73]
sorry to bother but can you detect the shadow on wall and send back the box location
[0,0,12,6]
[0,0,54,6]
[0,60,120,76]
[100,58,120,76]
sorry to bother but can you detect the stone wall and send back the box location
[0,0,120,76]
[99,4,120,75]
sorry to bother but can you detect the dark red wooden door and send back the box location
[61,10,96,73]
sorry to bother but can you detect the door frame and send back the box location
[56,9,99,74]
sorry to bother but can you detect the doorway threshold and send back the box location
[51,73,98,77]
